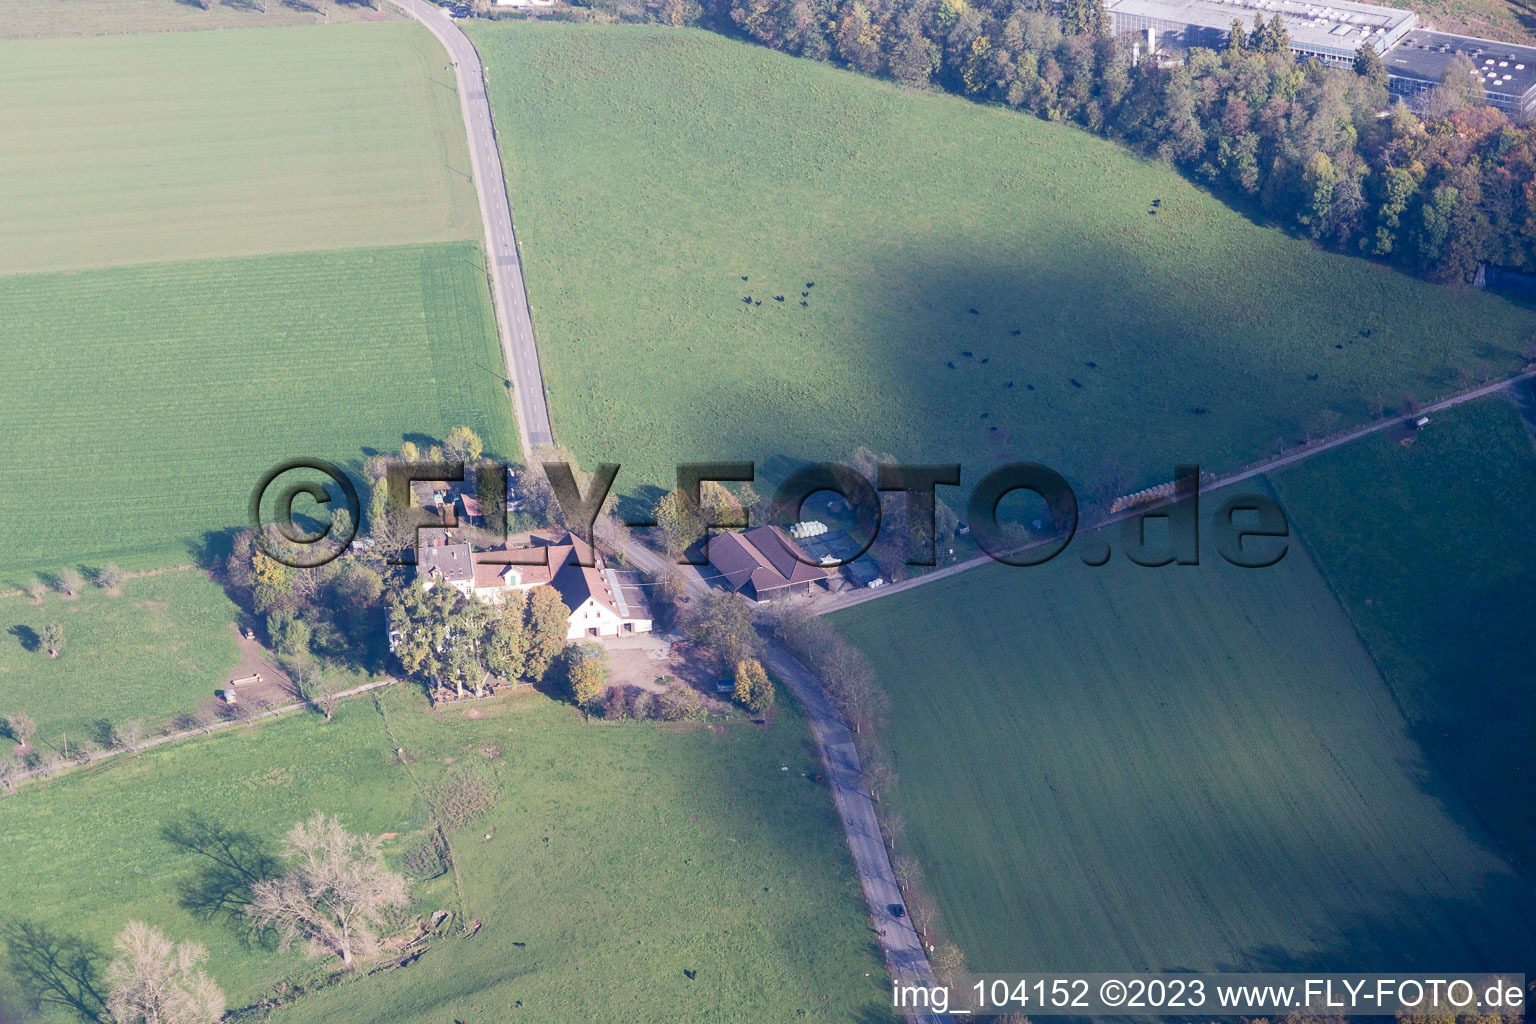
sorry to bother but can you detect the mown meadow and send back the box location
[0,242,519,584]
[0,686,892,1024]
[830,485,1536,971]
[471,22,1536,496]
[1271,395,1536,879]
[0,571,242,742]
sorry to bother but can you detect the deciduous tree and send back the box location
[58,568,84,599]
[246,813,408,968]
[732,658,775,714]
[566,644,609,716]
[97,563,125,593]
[684,590,760,669]
[40,622,65,658]
[442,426,484,465]
[3,712,36,750]
[524,585,571,681]
[105,921,225,1024]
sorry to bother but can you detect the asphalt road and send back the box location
[386,0,554,453]
[616,539,944,1019]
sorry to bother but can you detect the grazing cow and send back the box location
[800,300,808,307]
[968,308,979,315]
[945,361,955,369]
[961,351,972,358]
[1005,381,1014,388]
[980,358,989,364]
[1086,361,1097,368]
[774,295,784,302]
[1026,384,1035,391]
[1070,379,1082,388]
[742,275,749,281]
[1010,329,1022,336]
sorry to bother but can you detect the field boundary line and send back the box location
[814,369,1536,617]
[384,0,554,456]
[3,677,400,790]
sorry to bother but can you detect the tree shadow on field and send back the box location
[162,814,282,943]
[0,919,108,1024]
[6,626,38,655]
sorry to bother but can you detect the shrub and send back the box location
[652,685,704,722]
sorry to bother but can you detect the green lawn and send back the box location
[830,517,1536,971]
[0,571,243,743]
[1270,395,1536,878]
[468,22,1536,496]
[0,686,891,1024]
[0,22,475,274]
[0,242,519,584]
[1,0,404,40]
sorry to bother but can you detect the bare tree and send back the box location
[0,753,19,793]
[25,578,45,605]
[116,720,144,756]
[105,920,225,1024]
[3,712,36,751]
[247,813,408,968]
[97,563,126,594]
[58,568,84,599]
[863,756,897,802]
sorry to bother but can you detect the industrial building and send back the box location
[1106,0,1536,120]
[1106,0,1417,66]
[1385,30,1536,120]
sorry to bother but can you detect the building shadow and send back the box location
[0,919,108,1024]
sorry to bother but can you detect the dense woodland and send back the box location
[589,0,1536,282]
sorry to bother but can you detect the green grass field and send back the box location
[1,0,404,40]
[468,23,1536,495]
[830,518,1536,970]
[0,22,475,274]
[1271,395,1536,879]
[0,242,519,584]
[0,686,890,1024]
[0,570,242,742]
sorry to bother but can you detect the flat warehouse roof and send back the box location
[1108,0,1415,52]
[1387,30,1536,96]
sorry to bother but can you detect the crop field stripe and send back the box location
[1269,395,1536,877]
[0,241,518,583]
[0,22,477,275]
[830,519,1536,970]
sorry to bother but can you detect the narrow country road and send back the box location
[386,0,554,453]
[616,539,944,1019]
[812,368,1536,617]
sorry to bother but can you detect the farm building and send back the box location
[707,526,829,601]
[417,532,652,638]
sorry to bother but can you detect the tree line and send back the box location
[699,0,1536,282]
